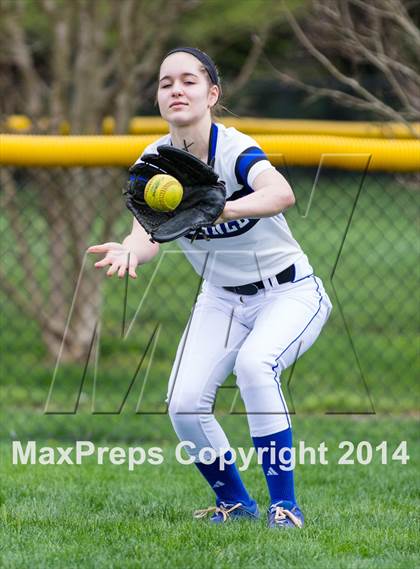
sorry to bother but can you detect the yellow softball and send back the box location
[144,174,183,212]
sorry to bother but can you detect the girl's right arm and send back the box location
[87,218,160,279]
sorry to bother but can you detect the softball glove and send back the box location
[123,145,226,243]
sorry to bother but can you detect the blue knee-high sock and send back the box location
[252,428,296,506]
[194,450,254,507]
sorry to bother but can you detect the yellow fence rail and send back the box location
[3,115,420,139]
[1,134,419,171]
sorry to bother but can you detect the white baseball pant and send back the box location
[166,265,332,460]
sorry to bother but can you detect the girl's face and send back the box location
[157,52,219,127]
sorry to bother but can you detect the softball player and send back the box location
[88,47,332,528]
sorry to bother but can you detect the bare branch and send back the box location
[269,64,410,118]
[130,0,194,114]
[342,4,413,110]
[225,28,270,100]
[349,0,420,48]
[271,0,420,134]
[39,1,72,131]
[283,4,401,113]
[1,4,45,117]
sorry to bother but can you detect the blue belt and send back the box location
[223,264,296,295]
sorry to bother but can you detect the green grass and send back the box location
[1,416,418,569]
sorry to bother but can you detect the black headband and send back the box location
[165,47,220,87]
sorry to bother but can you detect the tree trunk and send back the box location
[0,0,195,366]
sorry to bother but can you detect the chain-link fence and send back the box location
[1,165,419,441]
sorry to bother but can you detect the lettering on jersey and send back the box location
[197,217,260,239]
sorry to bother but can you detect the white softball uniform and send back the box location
[136,123,332,459]
[136,123,313,286]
